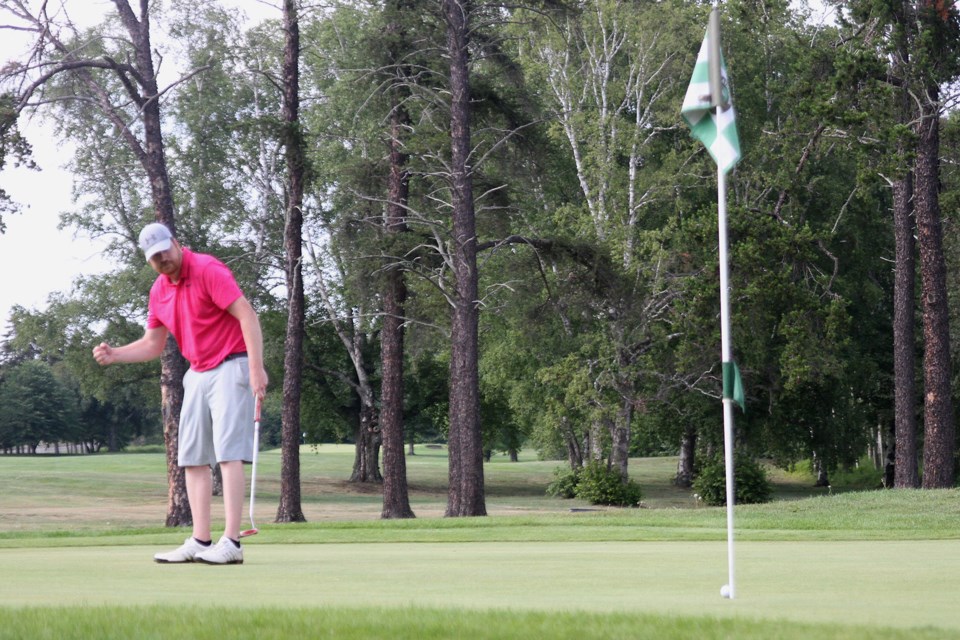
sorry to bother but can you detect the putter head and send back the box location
[239,528,259,538]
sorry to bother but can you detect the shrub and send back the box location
[692,455,772,506]
[574,461,643,507]
[546,466,581,499]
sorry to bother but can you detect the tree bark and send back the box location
[915,87,956,489]
[212,463,223,497]
[892,170,919,487]
[351,400,383,482]
[113,0,191,526]
[160,341,190,526]
[444,0,486,517]
[562,417,583,470]
[812,451,830,487]
[378,225,412,517]
[380,12,415,517]
[890,2,920,489]
[882,420,896,488]
[609,402,631,481]
[588,420,604,462]
[675,424,697,488]
[276,0,307,523]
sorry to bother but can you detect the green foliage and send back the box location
[693,455,772,507]
[786,457,884,491]
[3,0,958,488]
[546,466,580,499]
[2,290,161,450]
[404,352,450,444]
[573,461,643,507]
[0,360,79,450]
[547,463,644,507]
[0,92,35,226]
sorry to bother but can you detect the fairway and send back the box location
[2,538,958,631]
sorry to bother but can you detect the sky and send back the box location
[0,134,100,327]
[0,0,281,330]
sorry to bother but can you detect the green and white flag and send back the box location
[681,18,741,174]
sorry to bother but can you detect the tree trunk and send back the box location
[161,340,190,526]
[883,419,896,488]
[276,0,307,523]
[812,452,830,488]
[351,401,383,483]
[609,401,631,481]
[153,135,187,526]
[444,0,485,517]
[562,417,583,470]
[915,88,956,489]
[892,169,919,487]
[675,424,697,488]
[212,463,222,497]
[379,21,415,517]
[380,269,413,516]
[890,8,920,489]
[588,420,604,462]
[113,0,193,528]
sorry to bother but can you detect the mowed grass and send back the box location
[0,446,958,639]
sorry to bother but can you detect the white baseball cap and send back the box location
[139,223,173,260]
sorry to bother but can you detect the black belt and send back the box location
[222,352,247,363]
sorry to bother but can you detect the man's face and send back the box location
[148,240,183,278]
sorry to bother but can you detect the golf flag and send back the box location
[683,7,742,601]
[681,13,741,174]
[722,361,745,413]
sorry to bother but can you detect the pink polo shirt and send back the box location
[146,248,247,372]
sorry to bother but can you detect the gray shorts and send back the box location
[178,355,255,467]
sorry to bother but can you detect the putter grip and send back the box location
[254,398,262,423]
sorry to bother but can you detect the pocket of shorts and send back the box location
[183,367,197,391]
[235,358,250,389]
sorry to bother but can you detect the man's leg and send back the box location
[219,460,245,541]
[185,465,212,542]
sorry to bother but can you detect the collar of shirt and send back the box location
[165,246,194,286]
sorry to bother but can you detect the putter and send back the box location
[239,397,262,538]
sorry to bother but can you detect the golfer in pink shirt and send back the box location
[93,223,269,565]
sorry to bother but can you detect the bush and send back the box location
[546,467,581,499]
[692,455,772,506]
[573,461,643,507]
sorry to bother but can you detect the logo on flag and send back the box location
[681,18,741,174]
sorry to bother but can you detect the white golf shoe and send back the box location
[195,536,244,565]
[153,537,210,563]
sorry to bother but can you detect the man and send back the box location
[93,222,268,565]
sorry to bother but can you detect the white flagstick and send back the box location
[682,4,740,598]
[717,164,736,600]
[709,2,737,600]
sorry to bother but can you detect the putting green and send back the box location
[2,539,957,631]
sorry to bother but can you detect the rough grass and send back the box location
[1,447,958,638]
[0,445,854,534]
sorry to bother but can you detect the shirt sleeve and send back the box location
[200,259,244,310]
[146,282,164,329]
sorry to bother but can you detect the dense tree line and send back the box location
[1,0,958,525]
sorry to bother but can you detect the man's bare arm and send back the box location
[93,326,169,365]
[226,296,269,399]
